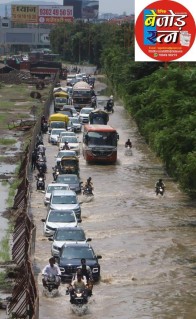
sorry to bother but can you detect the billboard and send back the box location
[11,5,73,24]
[38,5,74,24]
[63,0,99,19]
[63,0,82,19]
[82,1,99,19]
[11,5,38,23]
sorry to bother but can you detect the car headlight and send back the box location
[53,245,60,251]
[60,267,65,272]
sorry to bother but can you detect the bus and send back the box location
[72,81,92,111]
[82,124,119,163]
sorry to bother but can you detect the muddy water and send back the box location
[31,73,196,319]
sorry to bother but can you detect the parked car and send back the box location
[57,243,102,282]
[49,226,92,256]
[69,117,82,132]
[41,209,78,237]
[55,150,77,165]
[56,174,82,194]
[59,135,80,154]
[49,128,66,145]
[44,183,70,206]
[79,107,94,123]
[49,189,82,221]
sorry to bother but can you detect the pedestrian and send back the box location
[31,150,37,170]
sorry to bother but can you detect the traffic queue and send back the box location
[32,71,107,308]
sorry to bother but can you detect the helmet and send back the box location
[159,179,162,183]
[87,177,92,182]
[110,95,113,100]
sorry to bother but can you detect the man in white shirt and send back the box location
[42,257,61,288]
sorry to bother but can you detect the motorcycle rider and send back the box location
[106,95,114,111]
[125,139,132,148]
[84,177,94,195]
[155,179,165,195]
[62,141,70,150]
[77,258,93,296]
[42,257,61,288]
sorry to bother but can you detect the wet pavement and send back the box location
[30,71,196,319]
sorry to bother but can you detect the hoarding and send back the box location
[82,0,99,19]
[11,5,38,23]
[38,5,74,24]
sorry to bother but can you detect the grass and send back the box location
[0,233,11,262]
[0,138,16,145]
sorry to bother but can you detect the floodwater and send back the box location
[30,71,196,319]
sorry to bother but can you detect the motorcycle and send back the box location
[104,102,114,113]
[156,186,164,196]
[83,185,94,196]
[52,166,60,181]
[36,160,47,174]
[125,145,132,156]
[41,122,48,134]
[36,176,45,191]
[70,288,88,307]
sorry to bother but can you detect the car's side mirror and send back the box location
[96,255,102,259]
[86,238,92,242]
[41,218,46,222]
[48,237,53,241]
[117,133,119,140]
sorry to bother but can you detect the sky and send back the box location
[2,0,134,15]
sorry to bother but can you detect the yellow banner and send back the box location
[11,5,38,23]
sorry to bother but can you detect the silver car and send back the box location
[44,183,70,206]
[49,189,82,221]
[49,226,91,256]
[41,209,78,237]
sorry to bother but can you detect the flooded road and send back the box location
[31,72,196,319]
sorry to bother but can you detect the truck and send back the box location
[72,81,92,111]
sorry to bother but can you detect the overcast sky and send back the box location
[2,0,134,15]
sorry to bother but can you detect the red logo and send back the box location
[135,0,196,61]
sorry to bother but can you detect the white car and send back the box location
[44,183,70,206]
[57,131,77,145]
[69,117,82,132]
[41,209,78,237]
[49,128,67,145]
[79,107,94,123]
[49,226,91,256]
[49,189,81,221]
[59,135,80,154]
[55,150,77,165]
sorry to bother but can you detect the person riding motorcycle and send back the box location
[125,139,132,148]
[155,179,165,195]
[84,177,94,195]
[77,258,93,296]
[42,257,61,288]
[62,141,70,150]
[69,270,88,304]
[106,95,114,112]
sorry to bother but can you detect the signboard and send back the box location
[38,5,73,24]
[82,1,99,19]
[11,5,38,23]
[135,0,196,62]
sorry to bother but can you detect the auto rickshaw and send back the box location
[59,156,79,175]
[48,113,69,133]
[53,91,69,99]
[89,109,109,125]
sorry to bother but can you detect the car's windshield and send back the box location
[51,123,65,129]
[62,136,78,143]
[61,246,94,259]
[70,118,79,123]
[47,185,69,193]
[85,131,117,147]
[55,98,68,103]
[56,175,78,183]
[55,229,85,241]
[51,129,66,135]
[48,211,75,222]
[52,195,77,204]
[81,109,93,114]
[57,151,76,157]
